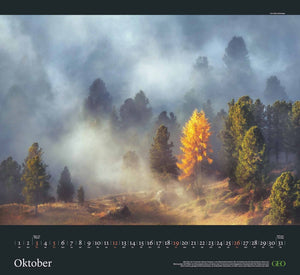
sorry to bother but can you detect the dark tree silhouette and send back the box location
[155,111,180,134]
[263,76,288,105]
[120,91,152,129]
[0,157,23,204]
[134,91,152,121]
[109,106,120,131]
[150,125,179,183]
[194,56,209,72]
[84,78,112,121]
[253,99,266,132]
[57,166,75,202]
[290,101,300,176]
[154,111,181,153]
[265,101,292,162]
[223,36,251,73]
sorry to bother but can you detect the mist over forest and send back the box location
[1,15,300,205]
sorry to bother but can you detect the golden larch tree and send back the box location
[177,109,213,192]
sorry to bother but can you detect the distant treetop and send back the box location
[84,78,113,120]
[223,36,251,74]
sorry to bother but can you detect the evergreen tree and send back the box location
[223,36,251,74]
[155,111,180,134]
[253,99,266,131]
[221,96,254,182]
[0,157,23,204]
[264,104,274,157]
[194,56,209,72]
[134,90,152,125]
[263,76,288,105]
[119,98,136,128]
[77,186,85,204]
[210,109,227,175]
[235,126,266,189]
[154,111,181,153]
[290,101,300,177]
[149,125,179,183]
[57,166,75,202]
[267,101,292,162]
[182,89,202,121]
[109,106,120,131]
[22,143,51,215]
[269,172,299,224]
[202,99,214,121]
[120,91,152,129]
[83,78,112,122]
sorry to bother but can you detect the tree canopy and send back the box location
[235,126,266,189]
[269,172,299,224]
[0,157,23,204]
[57,166,75,202]
[84,78,113,122]
[150,125,179,183]
[223,36,251,74]
[177,110,213,192]
[22,143,51,213]
[120,90,152,129]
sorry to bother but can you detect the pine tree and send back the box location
[77,186,85,204]
[57,166,75,202]
[154,111,181,154]
[221,96,254,183]
[134,90,152,125]
[235,126,266,189]
[149,125,179,184]
[22,143,51,215]
[253,99,265,131]
[290,101,300,177]
[269,172,299,224]
[194,56,209,72]
[83,78,112,122]
[267,101,292,162]
[109,106,120,131]
[0,157,23,203]
[210,109,227,175]
[120,91,152,130]
[202,99,214,122]
[177,110,213,193]
[223,36,251,74]
[263,76,288,105]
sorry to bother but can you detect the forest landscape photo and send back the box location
[0,15,300,225]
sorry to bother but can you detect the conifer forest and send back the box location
[1,15,300,225]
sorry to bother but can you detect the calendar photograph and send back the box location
[0,14,300,227]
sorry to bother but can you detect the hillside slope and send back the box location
[0,179,271,225]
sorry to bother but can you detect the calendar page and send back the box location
[0,3,299,274]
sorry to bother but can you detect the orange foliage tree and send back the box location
[177,109,213,193]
